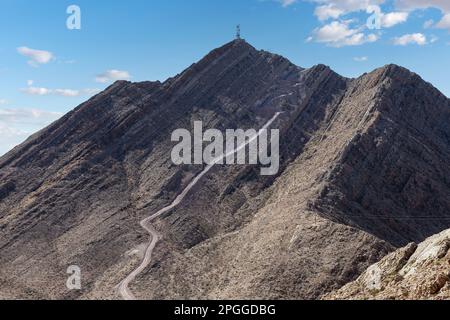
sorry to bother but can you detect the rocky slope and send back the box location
[0,40,449,300]
[324,228,450,300]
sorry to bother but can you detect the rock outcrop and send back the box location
[0,40,449,300]
[324,229,450,300]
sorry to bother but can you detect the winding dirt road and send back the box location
[118,112,282,300]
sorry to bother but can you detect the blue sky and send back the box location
[0,0,449,155]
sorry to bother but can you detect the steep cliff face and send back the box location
[0,40,449,300]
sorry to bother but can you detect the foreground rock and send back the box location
[324,229,450,300]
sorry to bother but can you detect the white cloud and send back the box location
[311,0,385,20]
[353,56,368,61]
[311,20,379,47]
[53,89,80,97]
[27,80,34,86]
[395,0,450,13]
[0,123,29,155]
[0,108,63,155]
[95,70,131,83]
[0,99,7,105]
[380,11,409,28]
[395,0,450,32]
[0,108,63,123]
[423,19,435,29]
[393,33,427,45]
[430,34,439,43]
[305,2,412,49]
[55,88,102,97]
[21,86,101,97]
[21,87,51,96]
[270,0,296,7]
[17,47,54,66]
[436,13,450,32]
[308,1,409,30]
[315,4,344,20]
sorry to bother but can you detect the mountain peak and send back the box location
[201,39,257,62]
[376,63,417,80]
[228,38,254,48]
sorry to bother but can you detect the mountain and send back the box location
[0,40,449,300]
[324,228,450,300]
